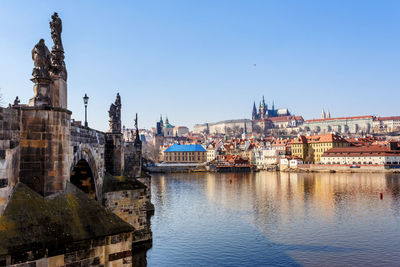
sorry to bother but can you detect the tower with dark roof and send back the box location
[252,101,258,120]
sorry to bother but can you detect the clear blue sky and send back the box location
[0,0,399,131]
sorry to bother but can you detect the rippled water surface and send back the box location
[146,172,400,266]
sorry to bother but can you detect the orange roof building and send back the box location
[291,133,349,163]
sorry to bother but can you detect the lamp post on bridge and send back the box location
[83,93,89,127]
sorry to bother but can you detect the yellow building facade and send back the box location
[291,134,349,163]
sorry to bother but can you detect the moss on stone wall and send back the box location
[102,173,146,194]
[0,182,134,256]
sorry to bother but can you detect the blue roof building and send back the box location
[163,144,207,163]
[164,144,206,152]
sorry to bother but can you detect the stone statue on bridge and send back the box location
[30,39,52,106]
[32,39,51,79]
[13,96,20,107]
[109,93,122,133]
[50,12,63,50]
[134,113,138,130]
[49,12,67,80]
[134,113,141,145]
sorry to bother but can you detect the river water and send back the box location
[145,172,400,266]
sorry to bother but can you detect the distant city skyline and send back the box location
[0,0,399,131]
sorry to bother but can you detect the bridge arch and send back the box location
[70,146,102,201]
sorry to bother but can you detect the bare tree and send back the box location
[143,143,160,163]
[225,127,233,136]
[253,125,262,134]
[232,125,241,137]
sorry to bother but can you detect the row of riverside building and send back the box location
[156,132,400,170]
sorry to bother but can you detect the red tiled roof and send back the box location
[268,116,304,123]
[374,116,400,121]
[322,146,400,157]
[291,134,347,144]
[294,116,304,121]
[272,138,289,145]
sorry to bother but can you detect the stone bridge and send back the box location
[0,12,151,267]
[0,101,142,212]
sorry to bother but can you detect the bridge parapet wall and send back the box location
[0,108,20,214]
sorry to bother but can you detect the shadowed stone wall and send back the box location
[1,232,132,267]
[124,140,142,178]
[0,108,20,214]
[105,133,124,176]
[18,107,71,197]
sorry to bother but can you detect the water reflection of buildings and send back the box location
[148,172,400,266]
[200,172,400,238]
[152,172,400,233]
[205,172,255,212]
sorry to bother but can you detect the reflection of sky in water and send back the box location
[147,172,400,266]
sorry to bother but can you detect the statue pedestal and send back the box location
[51,77,67,109]
[29,77,52,107]
[50,48,67,109]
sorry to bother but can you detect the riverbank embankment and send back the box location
[281,164,400,173]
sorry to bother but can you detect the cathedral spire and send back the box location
[252,101,257,120]
[321,109,326,119]
[272,100,275,111]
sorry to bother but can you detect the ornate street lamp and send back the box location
[83,93,89,127]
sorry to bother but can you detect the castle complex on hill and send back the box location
[252,96,290,120]
[194,96,298,135]
[194,96,400,136]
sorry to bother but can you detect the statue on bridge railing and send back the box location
[30,39,52,106]
[109,93,122,133]
[49,12,67,81]
[134,113,141,145]
[30,12,67,108]
[50,12,63,51]
[32,39,51,79]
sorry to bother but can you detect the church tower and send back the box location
[252,101,257,120]
[242,120,248,139]
[259,95,267,120]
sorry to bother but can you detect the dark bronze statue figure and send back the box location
[13,96,20,106]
